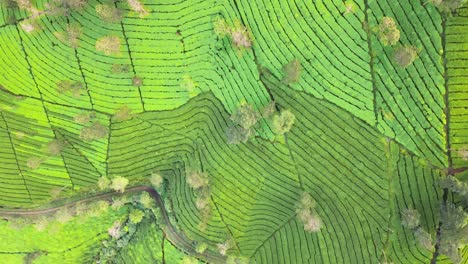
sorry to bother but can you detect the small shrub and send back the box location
[272,109,295,135]
[378,17,400,46]
[393,45,419,68]
[401,208,421,229]
[127,0,148,18]
[96,35,121,55]
[47,139,65,156]
[181,256,198,264]
[96,4,123,23]
[111,196,128,210]
[230,103,260,129]
[217,239,234,256]
[282,59,302,84]
[129,209,145,224]
[54,24,82,48]
[110,176,129,193]
[213,17,230,37]
[79,122,108,141]
[149,172,163,188]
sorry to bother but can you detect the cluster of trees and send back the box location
[376,17,419,68]
[186,169,212,231]
[296,192,322,232]
[226,101,296,144]
[98,176,129,193]
[214,18,252,51]
[400,208,433,251]
[26,138,66,170]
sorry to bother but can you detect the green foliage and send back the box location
[139,192,153,209]
[186,170,209,190]
[271,109,295,135]
[226,125,253,144]
[181,256,199,264]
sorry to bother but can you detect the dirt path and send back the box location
[0,185,226,264]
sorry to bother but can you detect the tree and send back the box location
[186,170,209,189]
[19,19,41,33]
[129,209,145,224]
[47,139,65,156]
[393,45,419,68]
[378,17,400,46]
[149,172,163,188]
[96,35,121,55]
[26,157,45,169]
[110,176,129,193]
[181,256,198,264]
[79,122,108,141]
[96,4,123,23]
[56,80,83,97]
[230,103,260,129]
[108,221,122,239]
[113,105,132,122]
[439,203,467,263]
[139,192,153,208]
[261,101,276,118]
[74,111,95,124]
[414,227,433,250]
[401,208,421,229]
[46,0,87,16]
[282,59,302,84]
[54,24,82,48]
[132,75,143,86]
[296,192,322,232]
[230,21,252,49]
[217,238,234,256]
[428,0,467,13]
[111,64,131,73]
[272,109,295,135]
[127,0,148,18]
[196,242,208,254]
[226,125,253,144]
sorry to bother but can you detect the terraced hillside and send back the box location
[0,0,467,263]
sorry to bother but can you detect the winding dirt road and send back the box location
[0,185,226,264]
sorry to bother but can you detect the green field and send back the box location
[0,0,467,263]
